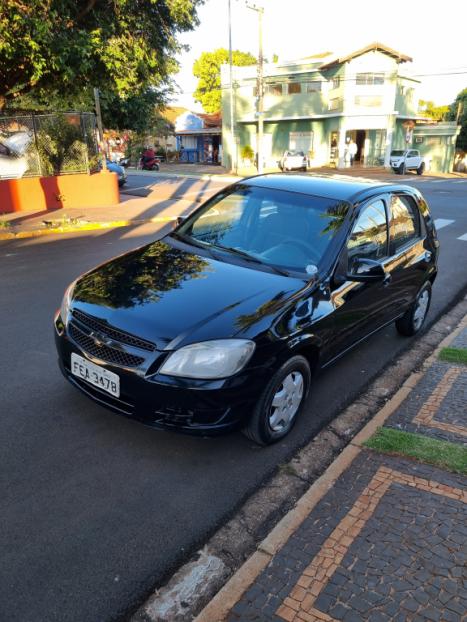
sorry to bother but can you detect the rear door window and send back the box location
[390,195,421,251]
[347,199,388,270]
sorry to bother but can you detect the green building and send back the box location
[221,42,459,173]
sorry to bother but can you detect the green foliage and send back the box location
[0,0,203,111]
[448,88,467,151]
[438,347,467,365]
[240,144,254,161]
[193,48,256,113]
[365,427,467,474]
[418,100,449,121]
[35,114,87,175]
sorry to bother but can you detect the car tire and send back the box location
[395,282,432,336]
[417,162,425,176]
[399,163,406,175]
[242,355,311,446]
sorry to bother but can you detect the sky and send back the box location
[172,0,467,112]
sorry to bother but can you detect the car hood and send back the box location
[71,239,309,349]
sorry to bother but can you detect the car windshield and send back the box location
[286,151,304,157]
[174,185,349,274]
[391,150,405,156]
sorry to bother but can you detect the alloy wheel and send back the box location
[268,371,304,432]
[413,290,430,330]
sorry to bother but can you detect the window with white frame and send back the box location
[331,77,340,89]
[265,83,283,96]
[356,72,385,85]
[305,81,322,93]
[328,97,340,111]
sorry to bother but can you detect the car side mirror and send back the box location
[172,216,186,230]
[346,258,386,283]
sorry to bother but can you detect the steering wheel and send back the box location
[274,238,321,264]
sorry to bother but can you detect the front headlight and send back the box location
[60,281,76,323]
[159,339,256,379]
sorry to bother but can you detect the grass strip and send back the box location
[438,347,467,365]
[364,427,467,474]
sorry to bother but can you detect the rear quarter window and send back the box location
[390,195,421,251]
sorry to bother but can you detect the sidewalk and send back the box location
[150,162,466,180]
[196,319,467,622]
[0,180,217,240]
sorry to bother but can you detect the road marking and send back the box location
[434,218,455,230]
[458,233,467,241]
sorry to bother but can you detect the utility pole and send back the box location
[94,87,107,169]
[228,0,237,173]
[455,100,463,125]
[246,3,264,174]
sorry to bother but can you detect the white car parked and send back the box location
[278,150,308,172]
[390,149,425,175]
[0,131,32,179]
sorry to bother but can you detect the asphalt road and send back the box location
[1,175,466,622]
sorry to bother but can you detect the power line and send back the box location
[171,65,467,95]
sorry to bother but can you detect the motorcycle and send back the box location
[139,151,160,171]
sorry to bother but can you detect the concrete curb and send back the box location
[128,169,243,183]
[132,295,467,622]
[0,215,178,241]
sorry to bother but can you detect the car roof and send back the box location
[241,173,417,204]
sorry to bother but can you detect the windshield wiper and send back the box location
[172,233,217,257]
[212,245,289,277]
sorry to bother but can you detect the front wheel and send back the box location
[395,282,432,336]
[417,162,425,176]
[399,163,406,175]
[242,355,311,446]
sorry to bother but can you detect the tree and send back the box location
[448,88,467,151]
[0,0,203,111]
[418,100,449,121]
[193,48,256,113]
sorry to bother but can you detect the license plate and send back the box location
[71,353,120,397]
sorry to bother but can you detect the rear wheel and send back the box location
[395,282,432,336]
[242,355,311,446]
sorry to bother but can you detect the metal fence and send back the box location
[0,112,99,178]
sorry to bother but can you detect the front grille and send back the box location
[69,322,145,368]
[72,309,155,352]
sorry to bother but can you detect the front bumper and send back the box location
[54,315,268,435]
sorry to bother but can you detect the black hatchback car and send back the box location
[54,175,438,445]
